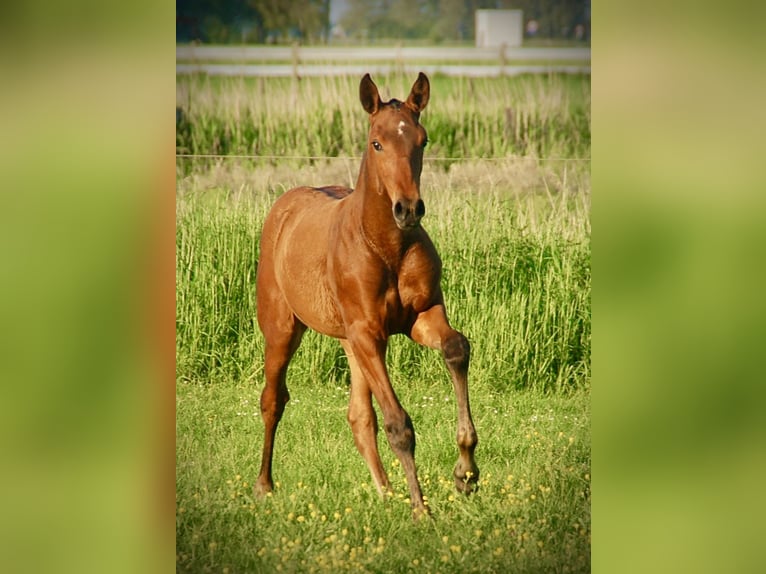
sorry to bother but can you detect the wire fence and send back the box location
[175,153,590,163]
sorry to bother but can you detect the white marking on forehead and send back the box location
[397,120,406,135]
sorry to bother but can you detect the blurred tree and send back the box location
[249,0,330,43]
[176,0,589,44]
[340,0,589,42]
[176,0,330,44]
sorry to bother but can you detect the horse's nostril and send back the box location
[394,201,405,218]
[415,199,425,218]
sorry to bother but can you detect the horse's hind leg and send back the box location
[341,340,391,497]
[253,307,306,497]
[410,304,479,493]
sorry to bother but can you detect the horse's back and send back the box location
[260,185,351,246]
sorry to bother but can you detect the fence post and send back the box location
[499,42,507,75]
[291,42,300,80]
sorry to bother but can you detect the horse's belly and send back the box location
[280,267,345,338]
[270,191,346,338]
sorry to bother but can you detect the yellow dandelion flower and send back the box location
[333,511,341,520]
[287,512,294,520]
[413,559,420,566]
[297,515,305,523]
[345,507,352,514]
[450,545,461,553]
[493,547,504,556]
[442,536,449,543]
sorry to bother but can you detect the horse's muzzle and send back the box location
[393,198,425,230]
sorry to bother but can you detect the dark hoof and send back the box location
[454,468,479,494]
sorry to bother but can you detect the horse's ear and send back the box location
[359,73,381,115]
[406,72,430,113]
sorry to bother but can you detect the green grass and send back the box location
[176,73,590,572]
[176,73,590,168]
[177,379,590,574]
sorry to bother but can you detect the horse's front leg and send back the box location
[340,340,392,497]
[410,304,480,493]
[346,326,428,518]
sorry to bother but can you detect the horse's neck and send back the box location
[352,158,404,267]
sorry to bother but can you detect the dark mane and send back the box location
[314,185,353,200]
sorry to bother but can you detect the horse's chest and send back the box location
[382,270,432,333]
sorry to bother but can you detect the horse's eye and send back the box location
[372,141,383,152]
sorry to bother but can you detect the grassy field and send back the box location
[176,73,590,166]
[176,73,590,573]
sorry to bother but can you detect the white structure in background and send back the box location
[475,10,523,48]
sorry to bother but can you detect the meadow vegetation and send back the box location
[176,72,590,573]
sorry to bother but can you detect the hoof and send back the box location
[412,504,432,522]
[252,479,273,498]
[454,467,480,494]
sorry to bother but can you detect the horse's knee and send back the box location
[443,331,470,370]
[384,414,416,454]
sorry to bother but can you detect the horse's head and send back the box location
[359,72,430,230]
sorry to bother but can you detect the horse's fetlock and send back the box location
[458,428,478,451]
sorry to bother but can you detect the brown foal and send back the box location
[254,73,479,517]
